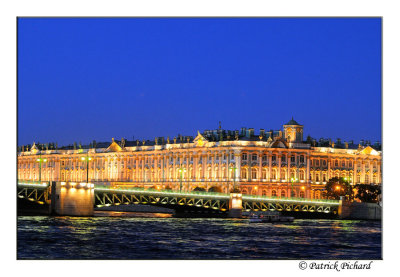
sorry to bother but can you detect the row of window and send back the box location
[242,153,306,163]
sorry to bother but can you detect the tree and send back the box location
[325,177,353,200]
[354,184,381,203]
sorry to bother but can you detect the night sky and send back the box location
[17,17,381,146]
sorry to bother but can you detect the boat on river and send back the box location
[248,211,294,223]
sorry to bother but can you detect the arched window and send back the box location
[241,188,248,194]
[300,170,305,181]
[365,174,370,183]
[315,191,320,199]
[241,168,247,179]
[372,174,377,184]
[229,167,234,179]
[262,189,267,196]
[316,173,320,182]
[272,169,277,179]
[262,168,267,179]
[214,167,219,179]
[300,191,305,198]
[251,168,258,179]
[271,190,277,197]
[290,169,296,179]
[280,169,286,180]
[281,190,286,198]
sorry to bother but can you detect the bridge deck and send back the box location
[17,182,340,213]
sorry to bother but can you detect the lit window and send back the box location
[251,168,257,179]
[242,153,247,161]
[272,169,277,179]
[262,168,267,179]
[241,168,247,179]
[280,169,286,179]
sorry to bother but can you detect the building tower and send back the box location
[283,117,304,143]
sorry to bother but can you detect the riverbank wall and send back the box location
[339,201,382,220]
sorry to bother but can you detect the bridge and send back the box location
[17,181,340,217]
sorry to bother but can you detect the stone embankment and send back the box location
[339,201,381,220]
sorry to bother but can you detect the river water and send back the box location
[17,212,381,259]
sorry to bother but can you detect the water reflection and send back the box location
[17,213,381,259]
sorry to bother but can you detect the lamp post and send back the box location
[178,167,186,192]
[81,154,92,183]
[36,153,47,183]
[229,165,237,192]
[290,177,298,198]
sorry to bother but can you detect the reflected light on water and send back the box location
[17,215,381,259]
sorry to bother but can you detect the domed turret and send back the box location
[283,117,304,143]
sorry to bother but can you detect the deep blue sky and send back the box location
[18,18,381,146]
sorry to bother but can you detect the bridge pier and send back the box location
[50,181,94,216]
[228,192,242,218]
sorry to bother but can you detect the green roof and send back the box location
[285,117,301,125]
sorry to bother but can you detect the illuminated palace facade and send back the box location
[17,119,382,199]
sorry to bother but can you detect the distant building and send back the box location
[17,118,382,199]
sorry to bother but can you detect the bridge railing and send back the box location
[242,194,340,204]
[17,180,50,188]
[93,184,340,203]
[94,185,230,198]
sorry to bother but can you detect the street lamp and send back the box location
[178,167,186,192]
[290,177,298,198]
[36,153,47,183]
[81,154,92,183]
[229,165,238,192]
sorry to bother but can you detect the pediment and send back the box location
[31,142,39,154]
[269,139,288,148]
[359,146,379,156]
[106,138,123,152]
[193,131,208,147]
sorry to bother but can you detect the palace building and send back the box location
[17,118,382,199]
